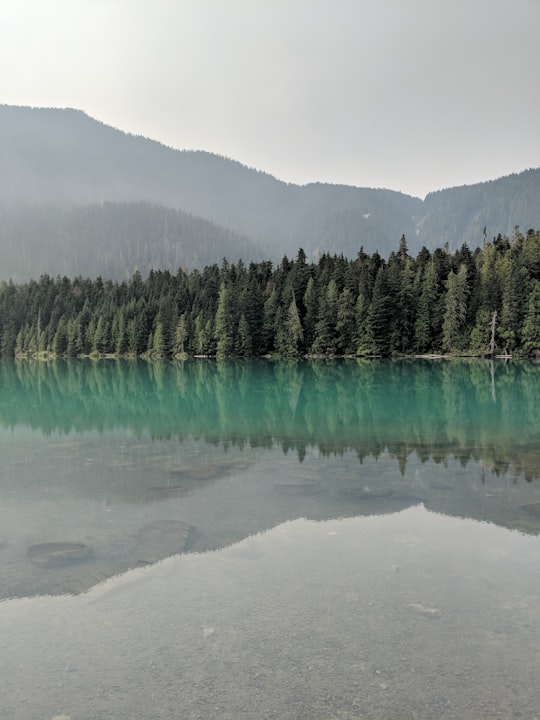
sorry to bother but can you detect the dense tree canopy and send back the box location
[1,230,539,360]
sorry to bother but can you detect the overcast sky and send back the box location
[1,0,538,198]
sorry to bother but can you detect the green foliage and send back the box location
[1,230,539,359]
[469,309,492,355]
[214,283,235,359]
[369,267,394,355]
[414,259,440,352]
[522,281,540,352]
[442,264,470,352]
[173,314,188,356]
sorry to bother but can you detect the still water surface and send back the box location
[0,358,539,719]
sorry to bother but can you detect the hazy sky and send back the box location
[1,0,538,198]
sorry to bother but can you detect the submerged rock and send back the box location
[27,542,92,567]
[14,521,194,598]
[132,519,192,563]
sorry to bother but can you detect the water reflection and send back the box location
[1,508,539,720]
[1,357,540,478]
[0,358,539,600]
[1,360,540,719]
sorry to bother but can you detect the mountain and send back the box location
[0,202,263,282]
[0,104,538,281]
[419,169,540,249]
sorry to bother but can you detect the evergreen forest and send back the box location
[2,229,540,360]
[2,106,540,281]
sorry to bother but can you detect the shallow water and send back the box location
[0,358,539,719]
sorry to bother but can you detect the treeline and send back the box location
[1,229,540,359]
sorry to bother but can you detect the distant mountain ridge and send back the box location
[0,104,538,280]
[0,201,262,282]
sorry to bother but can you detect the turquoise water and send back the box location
[0,358,539,719]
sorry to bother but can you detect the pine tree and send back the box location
[392,241,416,353]
[477,242,501,314]
[127,319,138,356]
[336,287,356,354]
[522,280,540,352]
[312,278,338,354]
[469,309,492,354]
[214,282,234,358]
[53,316,70,356]
[239,275,264,355]
[66,317,83,356]
[442,264,469,352]
[369,266,393,354]
[262,290,278,353]
[498,251,525,351]
[14,326,25,357]
[92,315,108,355]
[302,277,318,351]
[152,321,165,358]
[276,293,304,357]
[354,291,375,355]
[414,260,439,352]
[114,311,128,356]
[193,313,213,356]
[236,314,253,357]
[173,314,188,356]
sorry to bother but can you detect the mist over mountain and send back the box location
[1,104,538,281]
[0,202,262,282]
[420,169,540,248]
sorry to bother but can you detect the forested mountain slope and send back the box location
[419,168,540,249]
[0,202,262,282]
[1,104,538,280]
[0,105,420,262]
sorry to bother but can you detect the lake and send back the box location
[0,358,539,720]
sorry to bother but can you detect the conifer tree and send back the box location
[312,278,338,354]
[173,314,188,356]
[469,309,492,355]
[442,264,469,352]
[52,316,68,356]
[114,311,128,356]
[522,280,540,352]
[214,282,234,358]
[276,292,304,357]
[236,314,253,357]
[498,251,525,351]
[414,259,439,352]
[369,266,393,355]
[336,287,356,354]
[152,321,165,358]
[193,313,208,355]
[239,275,264,355]
[302,277,318,351]
[262,290,278,353]
[354,291,375,356]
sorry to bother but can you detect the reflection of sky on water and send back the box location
[1,507,539,720]
[1,424,540,600]
[1,359,540,718]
